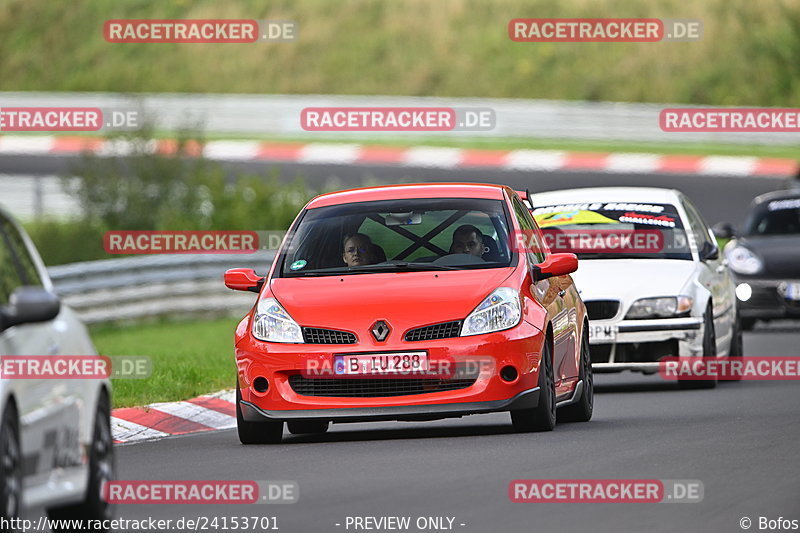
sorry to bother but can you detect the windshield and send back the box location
[744,197,800,236]
[278,197,514,277]
[530,201,693,260]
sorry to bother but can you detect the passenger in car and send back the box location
[342,233,380,266]
[449,224,487,258]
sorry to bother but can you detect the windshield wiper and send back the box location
[580,253,656,260]
[292,262,460,276]
[346,262,460,272]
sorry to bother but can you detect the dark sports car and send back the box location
[715,189,800,329]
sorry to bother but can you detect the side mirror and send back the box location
[224,268,265,293]
[0,287,61,331]
[711,222,735,240]
[532,253,578,282]
[699,241,720,261]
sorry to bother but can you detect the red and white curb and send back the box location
[0,135,796,177]
[111,389,236,444]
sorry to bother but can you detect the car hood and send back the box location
[733,235,800,278]
[571,259,696,303]
[269,268,516,336]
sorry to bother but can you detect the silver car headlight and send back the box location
[725,245,763,275]
[252,298,304,343]
[461,287,522,336]
[625,296,693,319]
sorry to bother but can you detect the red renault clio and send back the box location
[225,183,592,443]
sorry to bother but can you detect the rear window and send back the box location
[530,201,693,260]
[744,197,800,236]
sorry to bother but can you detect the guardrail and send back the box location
[2,91,797,145]
[47,252,275,324]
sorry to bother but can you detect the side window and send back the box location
[512,197,547,264]
[681,199,714,252]
[0,221,30,305]
[3,220,43,288]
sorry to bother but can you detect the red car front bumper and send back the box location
[236,318,546,422]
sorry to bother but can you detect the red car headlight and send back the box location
[461,287,522,336]
[252,298,305,343]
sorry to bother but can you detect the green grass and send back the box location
[90,317,240,408]
[1,0,799,106]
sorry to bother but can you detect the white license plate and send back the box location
[589,323,618,342]
[782,282,800,301]
[334,352,429,375]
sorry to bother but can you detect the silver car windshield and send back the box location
[531,201,693,260]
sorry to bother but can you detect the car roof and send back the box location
[307,182,511,208]
[529,187,682,206]
[752,189,800,206]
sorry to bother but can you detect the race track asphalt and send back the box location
[105,326,800,533]
[12,158,798,532]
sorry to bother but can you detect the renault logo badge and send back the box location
[371,320,391,342]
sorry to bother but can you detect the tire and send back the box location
[1,403,22,526]
[287,421,329,435]
[48,390,115,530]
[511,336,556,432]
[236,384,283,444]
[559,328,594,423]
[727,311,744,382]
[679,306,718,390]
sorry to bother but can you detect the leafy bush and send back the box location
[27,127,312,265]
[24,218,109,266]
[64,127,309,233]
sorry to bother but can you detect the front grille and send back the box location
[584,300,620,320]
[288,375,476,397]
[589,344,612,364]
[404,321,462,342]
[302,327,356,344]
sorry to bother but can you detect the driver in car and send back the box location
[342,233,379,266]
[449,224,487,258]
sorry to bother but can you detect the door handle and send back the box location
[558,289,567,297]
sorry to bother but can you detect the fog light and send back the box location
[735,283,752,302]
[500,365,518,383]
[253,376,269,393]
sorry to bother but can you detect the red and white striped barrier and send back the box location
[111,389,236,444]
[0,135,795,177]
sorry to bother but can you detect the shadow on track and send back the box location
[284,422,513,444]
[281,414,602,444]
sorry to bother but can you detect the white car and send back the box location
[526,187,740,388]
[0,206,113,527]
